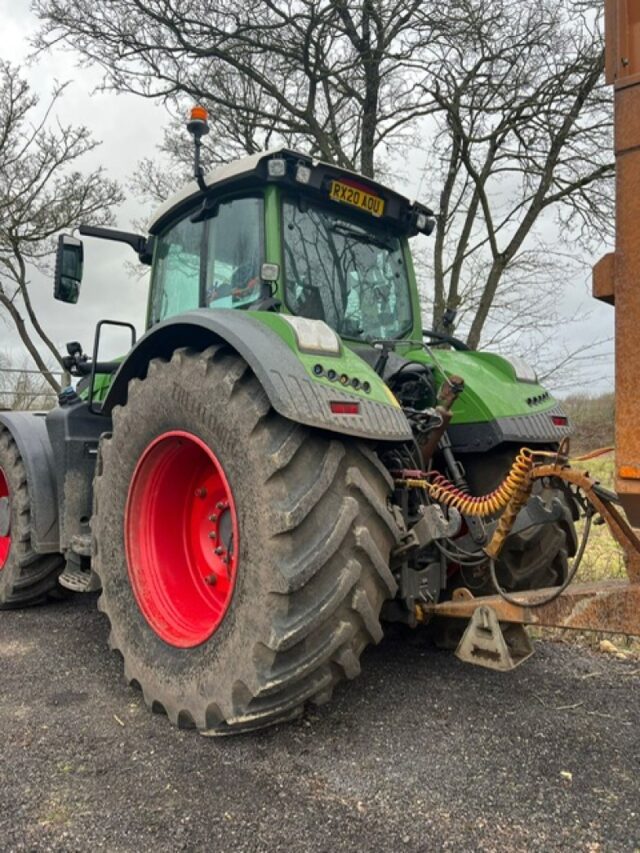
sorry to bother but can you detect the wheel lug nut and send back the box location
[209,514,218,522]
[214,547,224,555]
[205,574,217,585]
[216,501,224,509]
[209,531,217,539]
[195,488,207,499]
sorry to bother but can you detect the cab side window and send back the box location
[149,195,263,325]
[206,197,263,310]
[151,217,203,324]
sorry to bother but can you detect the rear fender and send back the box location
[102,310,412,443]
[0,411,59,553]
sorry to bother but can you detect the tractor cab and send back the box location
[144,141,435,345]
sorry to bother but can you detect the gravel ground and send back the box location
[1,594,639,853]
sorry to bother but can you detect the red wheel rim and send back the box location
[125,431,239,648]
[0,467,10,570]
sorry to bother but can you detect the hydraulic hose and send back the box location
[398,447,535,518]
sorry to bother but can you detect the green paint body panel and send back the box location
[389,345,560,424]
[250,312,557,425]
[247,312,400,409]
[86,311,556,425]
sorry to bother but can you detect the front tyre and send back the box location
[92,346,401,733]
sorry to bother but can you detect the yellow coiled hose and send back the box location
[400,447,535,518]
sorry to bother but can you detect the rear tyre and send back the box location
[0,426,65,608]
[461,446,577,593]
[92,346,401,733]
[493,504,574,591]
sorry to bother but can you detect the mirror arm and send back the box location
[79,225,153,264]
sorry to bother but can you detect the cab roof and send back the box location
[147,146,434,238]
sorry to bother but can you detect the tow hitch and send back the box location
[414,449,640,671]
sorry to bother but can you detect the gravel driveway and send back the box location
[1,594,638,852]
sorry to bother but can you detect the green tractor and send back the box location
[0,110,576,733]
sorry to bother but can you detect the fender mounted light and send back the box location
[281,315,341,355]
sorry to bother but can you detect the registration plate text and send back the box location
[329,180,385,217]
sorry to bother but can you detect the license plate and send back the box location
[329,180,385,217]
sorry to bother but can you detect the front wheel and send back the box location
[92,346,401,733]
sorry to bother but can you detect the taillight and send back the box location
[330,401,360,415]
[551,415,568,427]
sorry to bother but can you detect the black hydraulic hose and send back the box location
[422,328,470,351]
[74,360,120,376]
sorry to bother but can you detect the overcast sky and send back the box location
[1,0,164,367]
[0,0,616,393]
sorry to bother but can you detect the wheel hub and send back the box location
[125,431,239,648]
[0,468,10,570]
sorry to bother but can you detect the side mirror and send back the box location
[54,234,84,303]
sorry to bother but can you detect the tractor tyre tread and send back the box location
[0,426,65,608]
[92,346,401,734]
[494,508,575,592]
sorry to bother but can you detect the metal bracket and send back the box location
[392,504,462,561]
[455,605,534,672]
[509,494,564,537]
[88,319,137,414]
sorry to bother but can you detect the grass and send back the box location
[561,393,615,455]
[538,452,640,654]
[572,455,626,583]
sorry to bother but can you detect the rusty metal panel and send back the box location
[615,83,640,151]
[613,134,640,525]
[424,581,640,636]
[617,0,640,84]
[601,0,640,524]
[592,252,615,305]
[608,0,640,87]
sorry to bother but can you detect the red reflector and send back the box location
[330,401,360,415]
[551,415,568,426]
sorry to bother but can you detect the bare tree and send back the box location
[36,0,613,363]
[422,0,613,349]
[36,0,437,179]
[0,62,122,392]
[0,351,59,411]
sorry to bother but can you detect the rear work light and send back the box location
[551,415,568,427]
[330,401,360,415]
[295,162,312,184]
[267,157,287,177]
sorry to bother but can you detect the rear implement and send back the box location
[421,451,640,669]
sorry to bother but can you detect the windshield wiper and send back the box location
[329,223,396,252]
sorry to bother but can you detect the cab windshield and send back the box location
[282,198,413,340]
